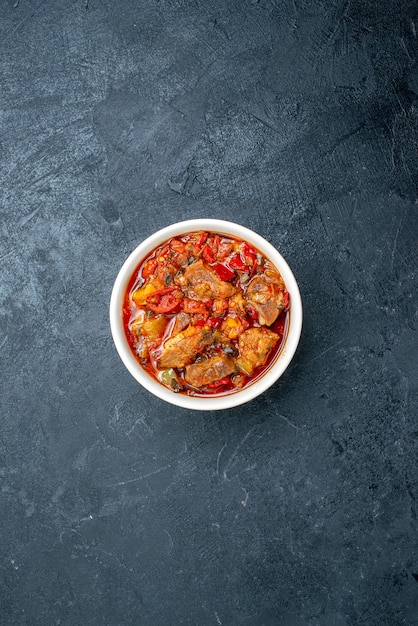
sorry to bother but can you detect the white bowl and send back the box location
[110,219,302,411]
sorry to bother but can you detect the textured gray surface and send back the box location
[1,0,417,624]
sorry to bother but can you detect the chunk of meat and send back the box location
[172,311,191,335]
[180,260,238,300]
[246,275,285,326]
[157,326,213,369]
[237,328,279,374]
[184,355,235,387]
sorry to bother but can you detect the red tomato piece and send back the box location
[182,298,208,315]
[207,317,223,329]
[229,255,248,271]
[202,245,215,263]
[196,232,208,248]
[147,293,182,313]
[212,263,235,281]
[146,287,182,313]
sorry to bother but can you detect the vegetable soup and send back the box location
[123,231,289,396]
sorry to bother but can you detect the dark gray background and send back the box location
[1,0,417,624]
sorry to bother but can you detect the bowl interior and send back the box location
[110,219,302,410]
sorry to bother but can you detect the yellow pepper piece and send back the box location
[141,316,168,339]
[235,357,254,376]
[132,283,158,306]
[225,317,240,328]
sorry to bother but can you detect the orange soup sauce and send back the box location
[123,231,289,397]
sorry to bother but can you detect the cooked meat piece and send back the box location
[157,326,214,369]
[184,355,235,387]
[172,311,191,335]
[180,260,238,300]
[237,328,279,374]
[173,252,189,268]
[246,275,285,326]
